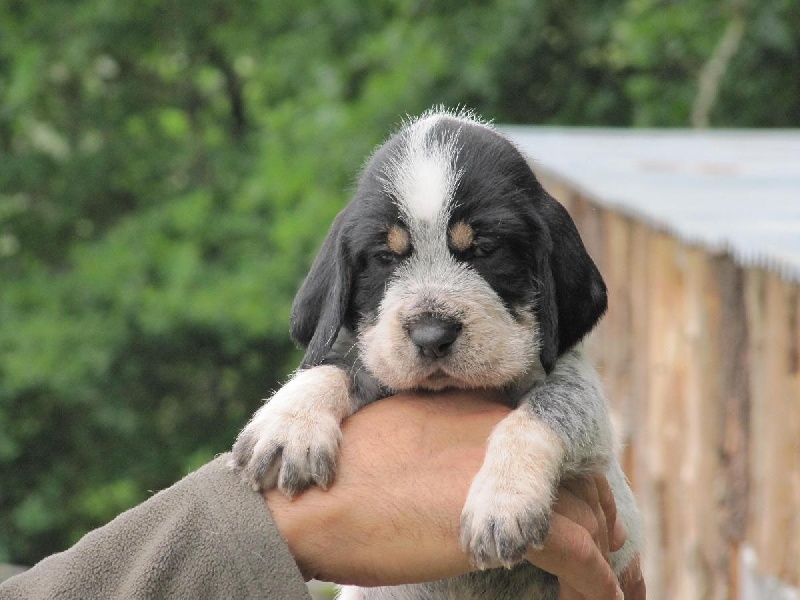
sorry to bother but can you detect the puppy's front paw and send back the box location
[460,462,555,569]
[229,366,352,496]
[231,402,341,496]
[460,408,565,569]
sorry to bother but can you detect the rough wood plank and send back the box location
[712,253,751,600]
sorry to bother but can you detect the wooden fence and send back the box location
[538,170,800,600]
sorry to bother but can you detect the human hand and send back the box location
[264,390,640,599]
[550,477,645,600]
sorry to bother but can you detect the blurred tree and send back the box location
[0,0,797,565]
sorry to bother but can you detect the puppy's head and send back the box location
[291,108,606,390]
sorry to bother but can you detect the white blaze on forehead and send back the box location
[381,113,461,224]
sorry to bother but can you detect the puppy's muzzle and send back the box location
[406,313,462,359]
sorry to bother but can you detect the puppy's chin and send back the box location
[374,364,463,392]
[358,334,534,391]
[414,370,461,391]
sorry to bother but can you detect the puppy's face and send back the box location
[352,116,547,390]
[291,109,607,389]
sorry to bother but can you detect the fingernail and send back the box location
[616,585,624,600]
[613,517,627,547]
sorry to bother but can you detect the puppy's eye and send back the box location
[374,249,399,265]
[470,240,500,258]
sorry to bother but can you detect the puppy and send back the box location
[231,108,642,599]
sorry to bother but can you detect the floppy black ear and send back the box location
[290,211,352,369]
[534,194,607,374]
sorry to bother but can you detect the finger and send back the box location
[619,556,646,600]
[562,478,609,559]
[553,486,601,541]
[594,474,626,552]
[587,477,610,558]
[527,513,623,600]
[558,580,586,600]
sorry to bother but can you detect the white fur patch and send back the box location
[232,365,352,493]
[461,407,565,568]
[380,113,460,225]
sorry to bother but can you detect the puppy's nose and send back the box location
[407,314,462,359]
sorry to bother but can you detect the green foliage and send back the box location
[1,0,797,565]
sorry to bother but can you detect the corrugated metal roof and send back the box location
[503,127,800,282]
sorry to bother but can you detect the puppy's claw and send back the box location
[310,447,338,490]
[251,445,282,490]
[230,430,257,470]
[277,459,304,497]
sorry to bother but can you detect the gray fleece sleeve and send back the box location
[0,454,311,600]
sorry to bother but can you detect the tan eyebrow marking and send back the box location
[386,224,411,255]
[449,221,474,252]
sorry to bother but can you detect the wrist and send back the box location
[264,488,338,581]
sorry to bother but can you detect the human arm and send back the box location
[267,390,644,599]
[1,390,643,600]
[0,455,310,599]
